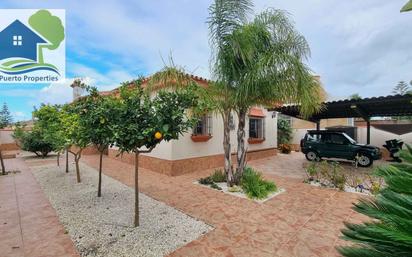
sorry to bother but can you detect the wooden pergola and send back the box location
[271,94,412,144]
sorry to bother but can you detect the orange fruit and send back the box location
[155,132,163,140]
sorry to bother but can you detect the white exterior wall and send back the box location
[291,128,308,145]
[110,140,173,160]
[109,108,277,161]
[357,127,412,146]
[172,108,277,160]
[141,108,277,161]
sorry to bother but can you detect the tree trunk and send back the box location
[97,151,103,197]
[235,109,247,184]
[223,111,234,186]
[0,150,5,175]
[65,149,69,173]
[57,152,60,167]
[74,151,82,183]
[134,152,140,227]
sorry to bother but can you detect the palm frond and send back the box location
[339,144,412,257]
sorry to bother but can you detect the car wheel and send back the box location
[357,154,373,167]
[305,151,319,162]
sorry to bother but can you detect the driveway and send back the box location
[80,154,368,257]
[251,151,385,180]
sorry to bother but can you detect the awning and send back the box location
[249,107,265,117]
[271,94,412,121]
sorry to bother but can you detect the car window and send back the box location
[306,133,321,142]
[323,134,348,145]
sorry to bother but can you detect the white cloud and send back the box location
[0,0,411,102]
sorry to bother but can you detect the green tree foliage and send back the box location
[338,145,412,257]
[349,93,362,100]
[277,118,293,146]
[392,81,412,120]
[115,80,198,227]
[208,0,322,185]
[60,104,90,182]
[33,104,65,154]
[0,102,13,128]
[28,10,65,63]
[14,104,60,158]
[401,0,412,12]
[19,130,54,157]
[76,87,120,196]
[392,81,411,95]
[11,122,25,147]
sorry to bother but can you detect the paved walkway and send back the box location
[251,152,382,180]
[81,154,368,257]
[0,158,79,257]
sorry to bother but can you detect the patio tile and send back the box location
[75,153,368,256]
[0,158,79,257]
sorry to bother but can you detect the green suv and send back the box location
[300,130,381,167]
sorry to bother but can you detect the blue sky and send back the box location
[0,0,411,121]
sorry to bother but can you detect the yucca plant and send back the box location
[338,145,412,257]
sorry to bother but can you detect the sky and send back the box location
[0,0,411,121]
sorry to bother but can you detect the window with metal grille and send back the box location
[193,114,212,135]
[249,117,265,139]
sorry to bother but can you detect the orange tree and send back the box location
[76,87,121,197]
[60,104,89,183]
[115,80,198,227]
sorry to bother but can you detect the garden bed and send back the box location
[303,160,383,196]
[196,181,285,203]
[196,167,285,203]
[31,162,212,257]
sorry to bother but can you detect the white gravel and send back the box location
[31,162,212,257]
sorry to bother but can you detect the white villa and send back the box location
[73,74,278,176]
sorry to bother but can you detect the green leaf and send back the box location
[401,0,412,12]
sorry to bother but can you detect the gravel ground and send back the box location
[31,162,212,257]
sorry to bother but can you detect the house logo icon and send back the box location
[0,9,65,83]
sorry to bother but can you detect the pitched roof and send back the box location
[1,20,47,44]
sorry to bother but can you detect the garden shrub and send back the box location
[228,185,242,193]
[198,176,213,185]
[210,182,222,190]
[279,144,292,154]
[338,145,412,257]
[210,169,226,183]
[305,161,347,191]
[277,118,292,146]
[20,130,53,157]
[241,167,277,199]
[305,161,319,181]
[199,169,226,185]
[328,162,347,190]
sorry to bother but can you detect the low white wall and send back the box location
[291,129,308,145]
[357,127,412,147]
[0,130,15,144]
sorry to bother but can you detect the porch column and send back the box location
[316,120,320,131]
[366,120,371,144]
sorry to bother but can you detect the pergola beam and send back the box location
[273,94,412,145]
[350,104,371,144]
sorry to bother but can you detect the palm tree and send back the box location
[338,145,412,256]
[208,0,322,184]
[401,0,412,12]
